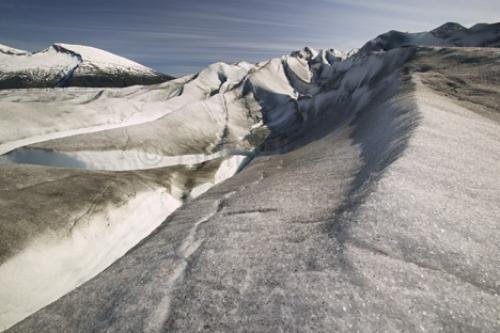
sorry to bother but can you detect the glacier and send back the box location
[0,22,499,332]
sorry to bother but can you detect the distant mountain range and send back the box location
[1,22,498,90]
[360,22,500,53]
[0,43,173,88]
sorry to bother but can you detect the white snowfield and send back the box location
[55,43,158,75]
[0,43,170,88]
[0,45,81,73]
[0,44,27,55]
[0,22,499,332]
[0,45,80,84]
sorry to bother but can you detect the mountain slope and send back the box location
[360,22,500,53]
[0,43,173,89]
[1,22,499,332]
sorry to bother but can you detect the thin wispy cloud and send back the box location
[0,0,498,76]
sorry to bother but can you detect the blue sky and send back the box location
[0,0,498,75]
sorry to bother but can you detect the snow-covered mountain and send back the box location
[360,22,500,53]
[0,43,173,88]
[0,22,499,332]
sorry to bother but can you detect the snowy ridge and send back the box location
[0,44,27,55]
[360,22,500,53]
[0,43,173,88]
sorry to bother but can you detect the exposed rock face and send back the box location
[1,22,499,332]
